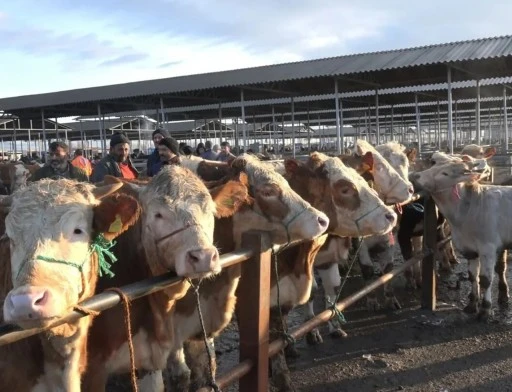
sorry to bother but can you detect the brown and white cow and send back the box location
[164,153,330,392]
[411,156,507,320]
[0,179,140,392]
[82,166,248,391]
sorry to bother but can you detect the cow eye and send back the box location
[155,213,163,219]
[74,228,83,235]
[441,172,449,176]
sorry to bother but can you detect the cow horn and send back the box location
[92,182,124,199]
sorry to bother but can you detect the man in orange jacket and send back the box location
[70,149,92,177]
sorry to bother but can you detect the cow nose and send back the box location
[8,289,49,320]
[318,215,329,229]
[408,185,415,195]
[186,248,220,272]
[385,213,396,223]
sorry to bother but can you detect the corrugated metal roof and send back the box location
[1,35,512,111]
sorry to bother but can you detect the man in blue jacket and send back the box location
[147,127,171,176]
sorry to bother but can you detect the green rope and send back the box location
[30,234,118,278]
[90,234,118,278]
[36,256,84,272]
[327,237,363,325]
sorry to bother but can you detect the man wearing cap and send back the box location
[31,141,89,182]
[147,127,171,176]
[150,137,181,176]
[91,132,139,183]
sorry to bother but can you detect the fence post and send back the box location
[422,195,437,310]
[238,231,271,392]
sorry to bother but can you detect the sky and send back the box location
[1,0,511,99]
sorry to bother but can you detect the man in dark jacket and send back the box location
[150,137,181,176]
[147,127,171,176]
[90,132,139,183]
[31,141,89,182]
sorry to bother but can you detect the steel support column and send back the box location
[41,109,47,152]
[454,100,458,147]
[375,89,380,145]
[415,94,421,155]
[97,104,105,153]
[390,105,394,141]
[160,97,165,124]
[504,86,509,152]
[476,79,481,144]
[291,96,296,158]
[241,89,247,151]
[447,67,454,154]
[28,120,33,156]
[219,103,223,144]
[334,79,342,154]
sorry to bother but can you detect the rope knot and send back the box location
[90,234,118,278]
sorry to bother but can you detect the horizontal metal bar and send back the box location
[212,236,452,389]
[0,248,254,346]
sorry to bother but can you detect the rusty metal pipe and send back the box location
[0,250,254,346]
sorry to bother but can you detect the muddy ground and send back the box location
[108,244,512,392]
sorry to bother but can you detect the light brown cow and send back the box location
[82,166,249,391]
[0,179,140,392]
[164,153,330,391]
[0,163,40,194]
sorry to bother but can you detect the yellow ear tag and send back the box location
[108,214,123,233]
[223,197,234,207]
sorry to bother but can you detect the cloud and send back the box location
[99,53,149,67]
[159,60,183,68]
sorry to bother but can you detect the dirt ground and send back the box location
[108,247,512,392]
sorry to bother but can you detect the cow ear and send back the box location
[461,155,472,162]
[405,147,417,162]
[284,159,300,175]
[210,180,250,218]
[230,157,247,171]
[361,151,374,172]
[93,193,141,241]
[484,146,496,159]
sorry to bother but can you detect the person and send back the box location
[91,132,139,183]
[216,141,236,162]
[31,141,89,182]
[70,149,92,176]
[201,140,218,161]
[196,142,205,156]
[212,144,220,154]
[150,137,180,176]
[147,127,171,176]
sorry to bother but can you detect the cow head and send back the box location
[3,179,140,328]
[230,154,329,246]
[354,140,414,204]
[285,152,396,237]
[376,142,413,182]
[411,157,490,193]
[107,166,246,279]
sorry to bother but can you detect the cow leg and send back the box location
[184,338,216,391]
[305,274,324,345]
[269,308,295,392]
[358,241,379,311]
[318,264,347,338]
[495,249,509,306]
[478,253,496,321]
[464,257,480,314]
[164,347,191,392]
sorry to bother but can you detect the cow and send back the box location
[410,156,508,320]
[401,147,497,290]
[0,179,140,392]
[161,153,330,392]
[0,163,39,194]
[82,165,249,392]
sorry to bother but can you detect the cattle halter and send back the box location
[154,223,199,245]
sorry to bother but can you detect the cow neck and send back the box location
[429,183,467,227]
